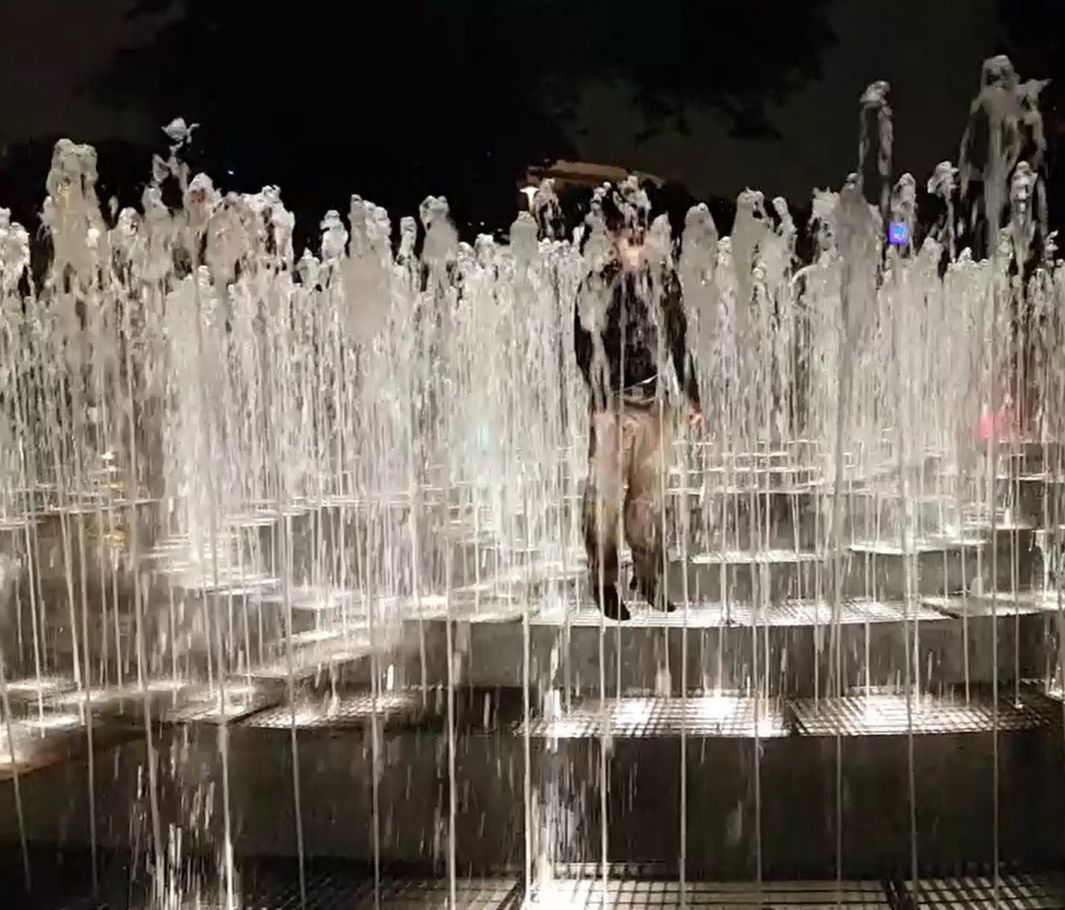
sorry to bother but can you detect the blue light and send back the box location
[888,221,909,245]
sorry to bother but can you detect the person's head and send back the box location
[600,185,648,270]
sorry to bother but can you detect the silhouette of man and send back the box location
[574,183,701,621]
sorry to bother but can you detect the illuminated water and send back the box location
[0,57,1062,907]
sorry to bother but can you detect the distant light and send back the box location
[888,221,909,245]
[227,169,235,177]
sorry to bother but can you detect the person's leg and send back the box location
[583,406,629,620]
[625,401,675,611]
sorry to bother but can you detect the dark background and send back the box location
[0,0,1061,247]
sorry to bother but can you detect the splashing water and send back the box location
[0,55,1062,907]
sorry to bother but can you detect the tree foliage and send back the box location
[94,0,834,236]
[997,0,1065,227]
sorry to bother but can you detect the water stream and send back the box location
[0,56,1060,908]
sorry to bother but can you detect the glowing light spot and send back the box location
[888,221,909,245]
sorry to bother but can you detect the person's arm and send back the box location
[663,268,700,411]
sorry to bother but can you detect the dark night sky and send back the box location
[0,0,1037,225]
[0,1,162,144]
[572,1,1000,201]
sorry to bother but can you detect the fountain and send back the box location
[0,58,1064,908]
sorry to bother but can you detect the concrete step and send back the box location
[128,474,1060,600]
[663,540,992,604]
[998,440,1065,475]
[664,485,1022,554]
[4,688,1059,880]
[0,703,138,780]
[997,472,1065,526]
[667,487,822,551]
[395,592,1061,697]
[521,690,1063,877]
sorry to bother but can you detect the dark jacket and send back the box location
[574,259,700,410]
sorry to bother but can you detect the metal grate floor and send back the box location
[9,871,907,910]
[849,538,980,556]
[529,878,889,908]
[793,691,1061,736]
[686,549,825,565]
[908,873,1065,908]
[160,683,277,724]
[237,875,519,909]
[552,597,942,628]
[243,691,427,729]
[923,592,1062,618]
[523,695,789,739]
[234,690,1062,739]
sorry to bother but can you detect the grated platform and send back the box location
[237,873,520,909]
[0,711,134,779]
[923,590,1065,617]
[245,691,428,729]
[529,878,890,908]
[907,873,1065,908]
[522,689,1063,740]
[541,597,944,628]
[158,681,278,723]
[792,690,1061,736]
[523,695,790,738]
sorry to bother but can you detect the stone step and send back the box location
[445,532,1028,600]
[663,541,993,604]
[997,472,1065,526]
[998,440,1065,474]
[395,593,1061,697]
[147,514,1051,614]
[0,704,138,780]
[2,688,1061,879]
[245,629,374,688]
[673,464,824,490]
[519,690,1062,877]
[666,487,823,551]
[484,507,1044,579]
[125,476,1060,594]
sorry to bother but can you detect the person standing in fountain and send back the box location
[574,183,701,621]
